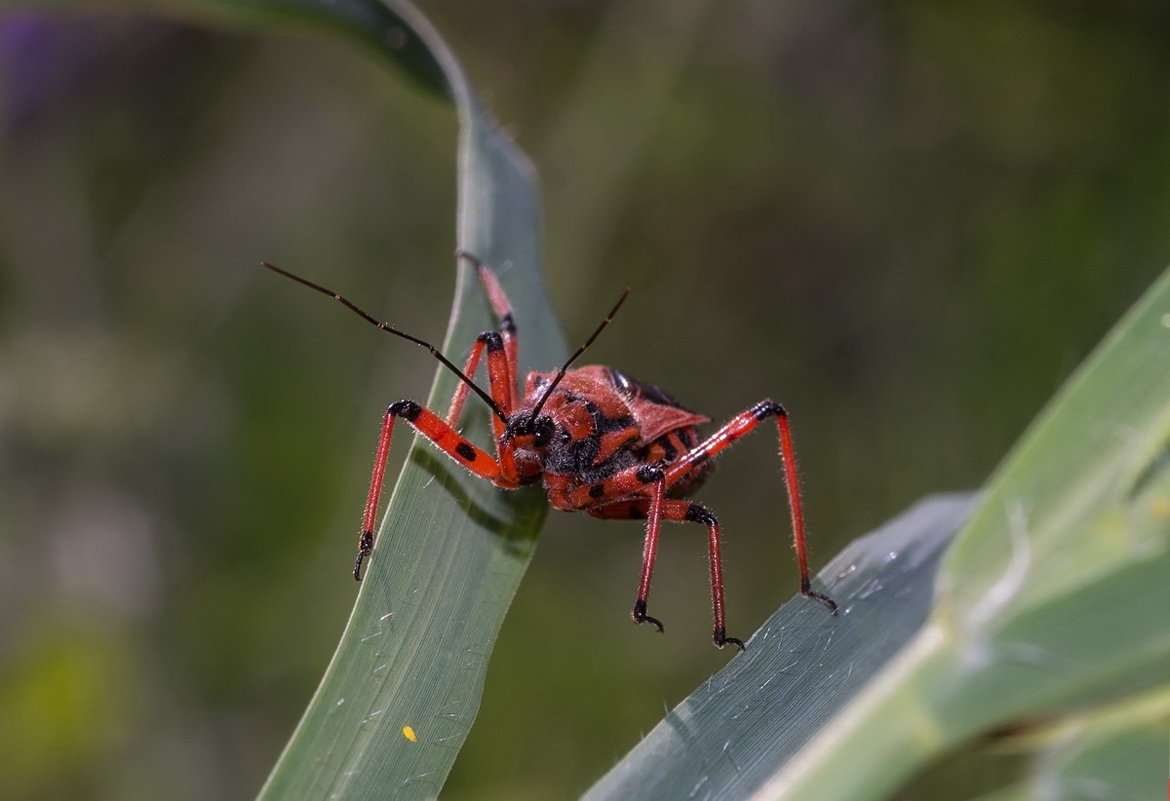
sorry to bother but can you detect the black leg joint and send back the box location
[685,503,718,527]
[388,399,422,422]
[635,464,665,484]
[500,314,517,336]
[354,529,375,581]
[477,330,504,352]
[751,400,787,421]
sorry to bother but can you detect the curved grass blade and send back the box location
[583,494,977,801]
[589,267,1170,801]
[1,0,561,794]
[203,2,567,799]
[762,267,1170,801]
[969,684,1170,801]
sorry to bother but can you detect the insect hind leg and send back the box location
[663,399,838,615]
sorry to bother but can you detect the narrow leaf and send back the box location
[590,267,1170,801]
[756,267,1170,800]
[970,684,1170,801]
[584,494,977,800]
[235,2,568,799]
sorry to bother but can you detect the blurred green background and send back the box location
[1,2,1167,799]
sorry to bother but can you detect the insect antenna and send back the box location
[260,262,508,424]
[528,286,631,423]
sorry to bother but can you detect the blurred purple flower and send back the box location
[0,14,95,132]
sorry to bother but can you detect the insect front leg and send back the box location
[664,400,838,614]
[258,260,525,580]
[354,398,518,581]
[355,403,399,580]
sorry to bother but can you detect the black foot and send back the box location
[713,627,746,651]
[455,249,482,268]
[801,578,838,615]
[354,530,374,581]
[807,589,838,615]
[632,601,664,633]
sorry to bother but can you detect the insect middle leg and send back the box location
[590,491,745,650]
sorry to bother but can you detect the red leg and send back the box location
[589,496,745,650]
[446,326,519,427]
[355,405,397,580]
[633,475,666,633]
[363,260,523,578]
[443,331,519,481]
[353,397,520,580]
[664,400,837,613]
[473,261,519,409]
[260,258,526,578]
[685,503,743,649]
[458,251,520,410]
[445,336,488,427]
[445,258,524,482]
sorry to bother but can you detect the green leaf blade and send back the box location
[584,494,977,801]
[925,266,1170,723]
[250,2,566,799]
[752,268,1170,801]
[970,685,1170,801]
[591,267,1170,801]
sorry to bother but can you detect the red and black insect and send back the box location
[262,254,836,649]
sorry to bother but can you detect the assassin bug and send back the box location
[261,255,837,649]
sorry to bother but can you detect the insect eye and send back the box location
[532,417,554,448]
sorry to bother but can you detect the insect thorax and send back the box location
[517,367,714,495]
